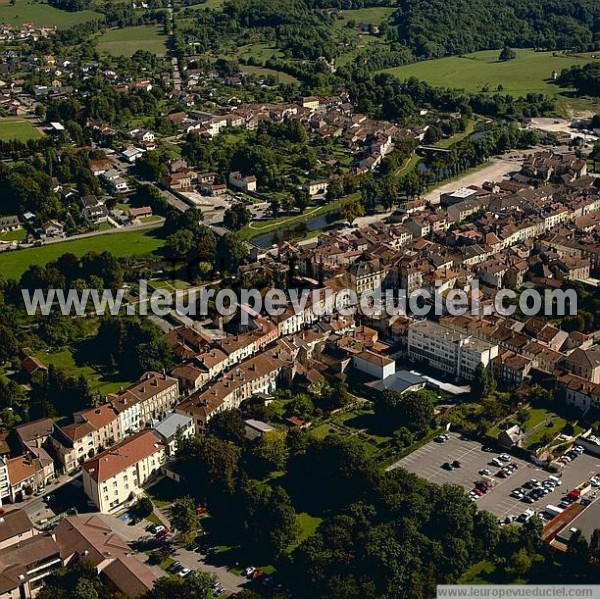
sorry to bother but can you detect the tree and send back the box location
[37,562,110,599]
[207,409,246,445]
[134,150,163,181]
[0,325,18,363]
[472,363,495,400]
[177,436,241,500]
[341,199,365,225]
[499,46,516,61]
[289,394,314,420]
[375,389,434,433]
[170,495,199,544]
[166,230,195,259]
[251,430,287,471]
[589,528,600,563]
[216,233,248,273]
[223,203,251,231]
[293,188,310,214]
[138,496,154,518]
[142,572,216,599]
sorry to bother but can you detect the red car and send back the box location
[252,569,265,580]
[196,505,208,515]
[496,470,507,478]
[472,488,484,496]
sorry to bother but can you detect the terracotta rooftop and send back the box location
[82,430,164,483]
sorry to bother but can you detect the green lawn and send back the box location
[185,0,226,10]
[236,42,284,63]
[293,512,322,547]
[240,65,299,85]
[0,228,164,281]
[0,0,102,28]
[380,49,598,98]
[99,25,168,56]
[336,6,395,26]
[32,347,129,395]
[145,477,182,509]
[239,195,357,240]
[0,118,42,142]
[0,228,26,242]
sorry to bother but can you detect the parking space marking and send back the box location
[390,433,600,520]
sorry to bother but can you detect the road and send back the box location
[19,472,84,524]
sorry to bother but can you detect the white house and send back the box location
[353,350,396,380]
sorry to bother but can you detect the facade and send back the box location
[0,535,61,599]
[352,350,396,380]
[153,412,194,454]
[408,320,498,381]
[82,430,166,513]
[228,171,257,192]
[55,515,157,596]
[107,372,179,435]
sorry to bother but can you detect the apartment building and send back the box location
[49,405,122,474]
[0,458,9,507]
[82,430,166,513]
[55,515,157,597]
[177,344,294,434]
[0,534,61,599]
[107,372,179,435]
[563,346,600,384]
[408,320,498,381]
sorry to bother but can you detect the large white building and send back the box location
[82,430,166,513]
[408,320,498,381]
[107,372,179,435]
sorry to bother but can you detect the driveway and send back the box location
[101,513,247,593]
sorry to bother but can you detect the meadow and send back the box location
[0,228,164,281]
[0,118,42,141]
[240,64,299,85]
[98,24,167,56]
[0,0,102,28]
[379,49,598,98]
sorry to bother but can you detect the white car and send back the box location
[244,567,256,578]
[499,454,511,462]
[178,568,191,577]
[491,458,503,467]
[479,468,491,476]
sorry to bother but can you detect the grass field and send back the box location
[240,65,299,85]
[336,6,395,26]
[32,347,129,395]
[99,25,167,56]
[0,228,164,281]
[0,0,102,28]
[0,228,26,242]
[0,118,43,141]
[380,49,599,99]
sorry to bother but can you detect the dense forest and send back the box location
[389,0,600,58]
[556,62,600,96]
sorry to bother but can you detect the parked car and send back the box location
[178,568,191,578]
[499,454,511,462]
[491,458,503,467]
[452,460,461,468]
[442,462,454,471]
[479,468,491,476]
[244,567,256,578]
[168,561,182,573]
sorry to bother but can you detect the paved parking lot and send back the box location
[389,433,600,520]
